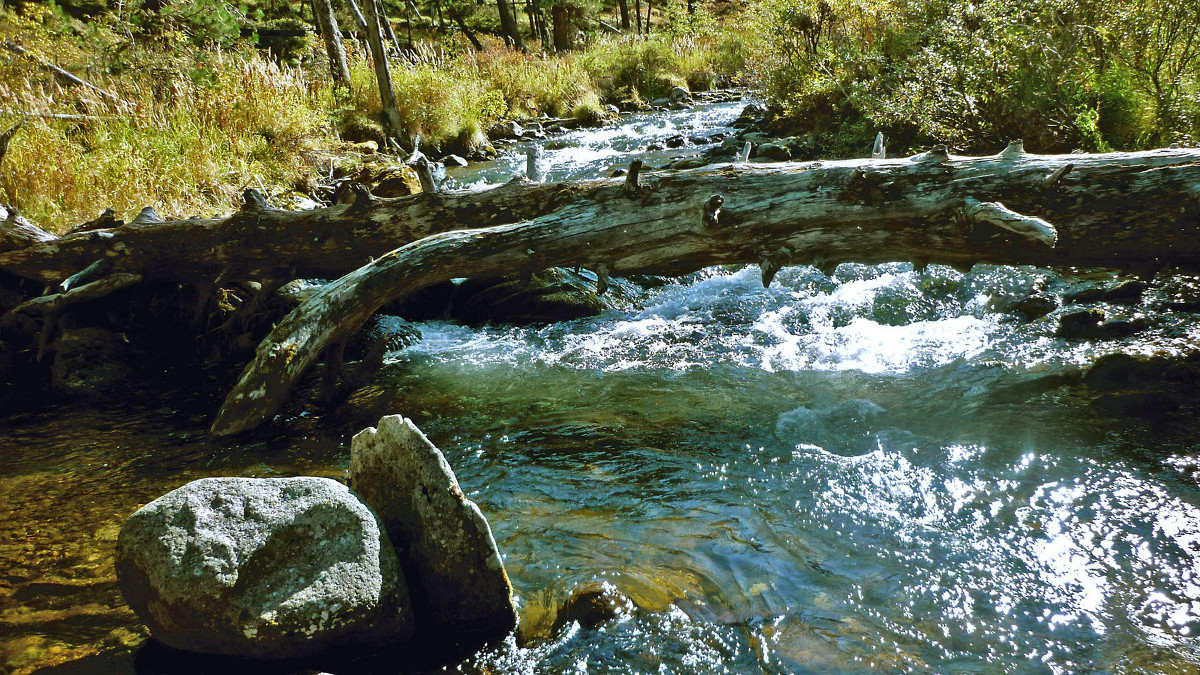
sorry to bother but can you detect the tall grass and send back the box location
[0,3,751,233]
[1,5,336,233]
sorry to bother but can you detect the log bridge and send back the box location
[2,142,1198,436]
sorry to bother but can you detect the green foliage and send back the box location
[752,0,1200,154]
[580,30,751,101]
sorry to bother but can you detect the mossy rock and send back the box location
[339,113,388,147]
[371,166,423,198]
[450,269,607,326]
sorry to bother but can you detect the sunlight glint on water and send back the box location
[3,100,1200,674]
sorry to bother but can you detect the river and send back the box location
[3,100,1200,674]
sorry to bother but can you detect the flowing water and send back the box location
[3,101,1200,674]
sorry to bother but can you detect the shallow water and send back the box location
[3,102,1200,674]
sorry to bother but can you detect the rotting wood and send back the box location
[1,147,1199,433]
[205,147,1200,436]
[0,204,55,252]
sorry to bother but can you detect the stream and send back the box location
[3,100,1200,674]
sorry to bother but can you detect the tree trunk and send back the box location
[210,146,1200,436]
[644,0,651,32]
[312,0,352,88]
[525,0,537,38]
[346,0,371,36]
[634,0,641,33]
[498,0,525,50]
[361,0,407,143]
[448,5,484,50]
[617,0,630,31]
[2,147,1199,434]
[551,0,571,51]
[376,0,404,54]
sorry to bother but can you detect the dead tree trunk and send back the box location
[361,0,407,143]
[448,5,484,51]
[2,146,1199,433]
[313,0,352,88]
[204,145,1200,435]
[346,0,371,35]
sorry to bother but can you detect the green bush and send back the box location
[752,0,1200,155]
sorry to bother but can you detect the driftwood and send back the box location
[2,146,1200,434]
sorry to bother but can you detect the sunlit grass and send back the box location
[0,5,749,233]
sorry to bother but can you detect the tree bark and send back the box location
[203,146,1200,436]
[448,5,484,51]
[313,0,352,88]
[2,148,1199,433]
[617,0,631,31]
[497,0,525,50]
[361,0,407,143]
[551,0,571,51]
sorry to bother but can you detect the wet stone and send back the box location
[1064,286,1105,305]
[1056,309,1105,339]
[1085,353,1164,392]
[1012,294,1058,321]
[349,415,517,643]
[552,581,635,633]
[1104,280,1147,304]
[115,477,413,659]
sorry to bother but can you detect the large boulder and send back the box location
[349,416,516,642]
[115,477,413,659]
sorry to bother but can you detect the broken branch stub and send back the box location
[964,198,1058,248]
[2,147,1198,437]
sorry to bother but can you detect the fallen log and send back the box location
[1,145,1198,433]
[209,146,1200,435]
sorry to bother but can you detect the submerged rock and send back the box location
[115,477,413,659]
[1094,390,1180,417]
[552,581,635,633]
[349,415,516,642]
[50,327,135,396]
[775,399,887,455]
[1085,353,1164,392]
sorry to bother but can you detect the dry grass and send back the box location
[0,4,749,233]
